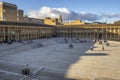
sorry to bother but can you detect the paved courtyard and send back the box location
[0,38,120,80]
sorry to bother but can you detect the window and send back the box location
[11,16,14,20]
[17,18,19,21]
[17,13,19,16]
[10,10,14,13]
[3,15,6,20]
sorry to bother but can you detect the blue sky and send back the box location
[0,0,120,23]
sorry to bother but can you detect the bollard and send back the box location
[22,68,30,75]
[22,64,30,75]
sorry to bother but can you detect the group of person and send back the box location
[90,39,109,51]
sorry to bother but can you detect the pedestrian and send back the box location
[102,46,104,50]
[106,43,109,46]
[90,46,94,50]
[69,44,73,48]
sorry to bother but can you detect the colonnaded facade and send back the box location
[0,21,120,43]
[0,21,55,42]
[56,24,120,41]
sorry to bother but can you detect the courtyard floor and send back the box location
[0,38,120,80]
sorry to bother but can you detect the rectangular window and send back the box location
[17,13,19,16]
[3,15,6,20]
[17,18,19,21]
[11,16,14,20]
[10,10,14,13]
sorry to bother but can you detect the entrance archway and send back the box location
[98,33,102,40]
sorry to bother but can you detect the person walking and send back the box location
[102,46,104,50]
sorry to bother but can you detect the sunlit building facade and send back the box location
[44,15,63,25]
[0,2,24,22]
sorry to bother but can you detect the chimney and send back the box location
[58,15,62,23]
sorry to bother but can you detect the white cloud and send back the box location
[28,6,120,22]
[28,6,100,21]
[101,13,120,18]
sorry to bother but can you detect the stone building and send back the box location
[0,2,120,42]
[0,2,24,22]
[63,20,85,25]
[17,9,24,22]
[44,15,63,25]
[44,17,58,25]
[24,16,44,24]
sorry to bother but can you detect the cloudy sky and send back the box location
[1,0,120,23]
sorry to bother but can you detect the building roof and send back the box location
[0,21,55,27]
[0,2,17,7]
